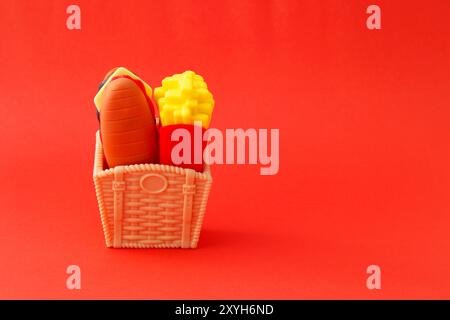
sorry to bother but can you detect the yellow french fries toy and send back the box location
[154,70,214,128]
[154,71,215,172]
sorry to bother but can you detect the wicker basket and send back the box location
[93,131,212,248]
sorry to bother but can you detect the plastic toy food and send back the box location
[94,68,158,168]
[94,67,153,112]
[154,71,214,171]
[92,67,214,249]
[154,70,214,128]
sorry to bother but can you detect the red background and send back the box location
[0,0,449,299]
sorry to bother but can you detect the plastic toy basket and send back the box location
[93,131,212,248]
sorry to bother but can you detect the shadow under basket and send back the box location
[93,131,212,248]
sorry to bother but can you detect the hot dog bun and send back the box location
[99,76,158,167]
[94,67,153,112]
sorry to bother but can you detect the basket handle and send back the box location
[181,169,196,248]
[112,166,125,248]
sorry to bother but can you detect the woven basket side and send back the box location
[93,132,114,247]
[191,164,212,247]
[189,178,212,247]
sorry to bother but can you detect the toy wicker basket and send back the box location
[93,131,212,248]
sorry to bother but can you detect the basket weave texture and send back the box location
[93,131,212,248]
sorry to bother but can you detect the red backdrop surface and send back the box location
[0,0,449,299]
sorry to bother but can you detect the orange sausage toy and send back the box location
[94,67,158,168]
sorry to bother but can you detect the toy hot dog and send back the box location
[94,67,158,168]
